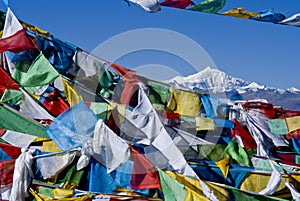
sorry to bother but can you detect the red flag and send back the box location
[120,78,139,106]
[110,63,139,106]
[0,29,38,53]
[110,63,133,77]
[232,119,257,149]
[130,146,161,190]
[0,67,19,90]
[162,111,180,120]
[0,129,6,137]
[0,160,15,186]
[242,101,275,119]
[161,0,195,9]
[41,89,69,117]
[0,143,21,159]
[0,67,20,96]
[275,108,300,119]
[106,107,120,135]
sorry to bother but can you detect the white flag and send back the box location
[128,0,160,12]
[93,119,130,173]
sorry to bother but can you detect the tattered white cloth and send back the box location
[127,0,160,12]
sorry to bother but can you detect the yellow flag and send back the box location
[63,181,78,190]
[206,182,229,200]
[22,22,50,36]
[196,117,215,131]
[34,137,51,143]
[215,156,230,178]
[62,78,83,107]
[240,173,285,193]
[240,172,300,195]
[165,171,233,200]
[184,186,209,201]
[166,171,208,200]
[30,93,40,101]
[118,104,126,123]
[42,140,61,152]
[286,116,300,133]
[29,187,89,201]
[53,188,74,199]
[29,188,49,201]
[107,102,114,120]
[166,88,201,116]
[222,7,260,19]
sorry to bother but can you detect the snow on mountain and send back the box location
[167,66,300,110]
[287,87,300,94]
[167,66,299,95]
[169,66,250,93]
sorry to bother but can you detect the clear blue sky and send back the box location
[2,0,300,89]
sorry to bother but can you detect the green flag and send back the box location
[12,52,59,87]
[189,0,226,14]
[158,169,187,201]
[225,139,254,166]
[148,81,170,105]
[198,144,227,162]
[98,66,115,99]
[0,89,22,105]
[0,104,48,138]
[268,119,288,135]
[89,102,109,121]
[56,160,85,186]
[208,182,289,201]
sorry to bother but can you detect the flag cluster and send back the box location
[1,7,300,201]
[125,0,300,28]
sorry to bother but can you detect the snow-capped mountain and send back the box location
[168,66,251,93]
[287,87,300,94]
[168,66,300,110]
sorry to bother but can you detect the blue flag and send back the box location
[2,0,9,7]
[86,157,117,193]
[292,137,300,154]
[46,100,98,152]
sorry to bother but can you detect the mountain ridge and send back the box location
[167,67,300,110]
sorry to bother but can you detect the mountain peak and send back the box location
[287,87,300,93]
[168,67,251,93]
[168,66,300,95]
[186,66,223,79]
[167,67,300,110]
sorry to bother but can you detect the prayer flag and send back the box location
[46,101,98,151]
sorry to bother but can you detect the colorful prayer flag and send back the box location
[12,52,59,87]
[46,101,98,151]
[189,0,225,14]
[0,29,38,53]
[127,0,160,12]
[0,104,48,138]
[130,147,161,190]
